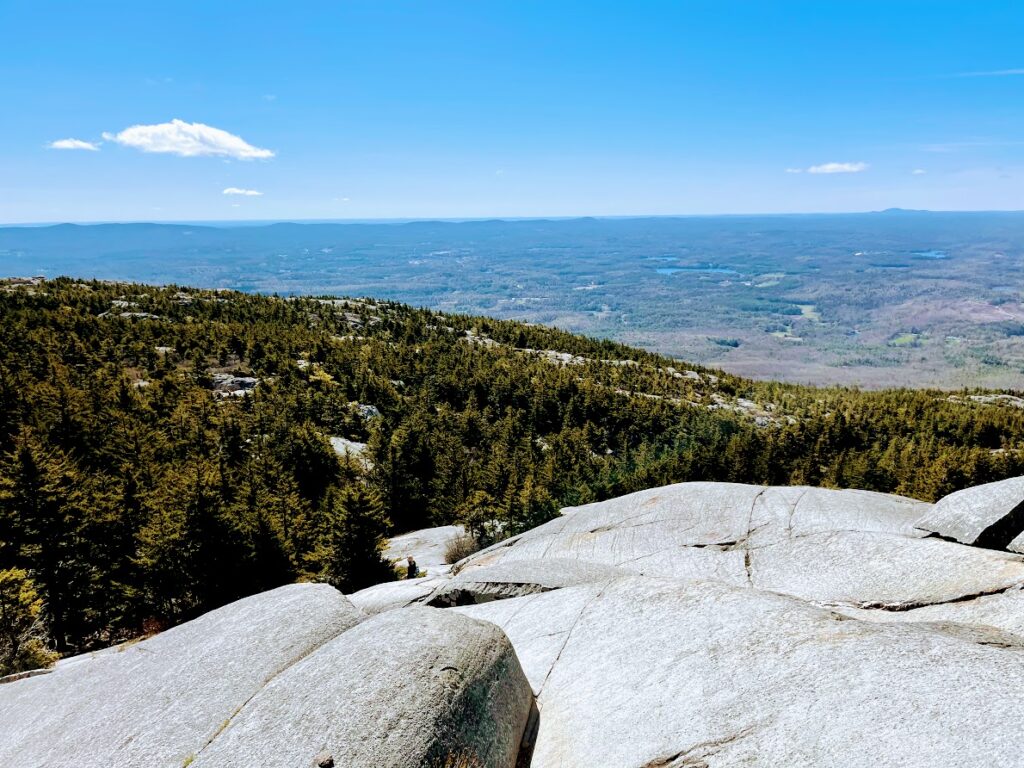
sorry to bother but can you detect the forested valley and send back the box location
[3,277,1024,668]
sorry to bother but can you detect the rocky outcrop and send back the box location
[0,587,532,768]
[350,576,449,615]
[426,559,625,606]
[384,524,465,578]
[347,524,466,614]
[192,608,533,768]
[457,577,1024,767]
[8,479,1024,767]
[915,475,1024,552]
[442,481,1024,766]
[455,482,977,609]
[0,584,362,768]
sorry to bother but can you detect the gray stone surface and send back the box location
[915,475,1024,551]
[192,607,533,768]
[749,529,1024,608]
[778,485,929,539]
[459,576,1024,768]
[349,576,448,614]
[459,482,1000,608]
[9,479,1024,767]
[428,558,625,606]
[385,524,465,576]
[453,585,609,696]
[328,436,373,470]
[0,584,363,768]
[838,584,1024,645]
[328,435,368,458]
[463,483,929,579]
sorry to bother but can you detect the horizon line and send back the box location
[6,207,1024,228]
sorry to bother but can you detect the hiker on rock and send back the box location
[406,556,418,579]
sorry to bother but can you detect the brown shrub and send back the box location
[444,533,482,565]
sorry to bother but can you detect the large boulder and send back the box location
[192,607,534,768]
[915,476,1024,552]
[0,584,363,768]
[458,576,1024,768]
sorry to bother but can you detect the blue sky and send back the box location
[3,1,1024,222]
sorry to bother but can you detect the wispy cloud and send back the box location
[955,68,1024,77]
[102,119,274,159]
[223,187,263,196]
[807,161,868,174]
[48,138,100,151]
[911,168,927,175]
[784,168,803,174]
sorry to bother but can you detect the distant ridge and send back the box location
[4,213,1024,389]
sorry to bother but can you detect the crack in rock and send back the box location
[742,488,768,586]
[786,487,809,538]
[639,726,756,767]
[188,620,356,761]
[846,581,1024,612]
[536,581,612,698]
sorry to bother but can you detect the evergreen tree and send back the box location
[5,277,1024,652]
[0,568,57,676]
[322,484,395,593]
[0,431,91,652]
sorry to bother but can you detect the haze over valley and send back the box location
[5,209,1024,389]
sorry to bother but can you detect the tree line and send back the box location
[2,277,1024,669]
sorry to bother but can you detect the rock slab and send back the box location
[0,583,362,768]
[460,576,1024,768]
[192,607,533,768]
[916,475,1024,552]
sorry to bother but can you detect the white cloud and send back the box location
[48,138,100,151]
[223,187,263,196]
[807,161,868,174]
[784,168,803,174]
[911,168,927,175]
[102,119,274,159]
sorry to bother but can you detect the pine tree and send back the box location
[322,484,395,593]
[0,430,91,652]
[455,489,501,545]
[0,568,57,676]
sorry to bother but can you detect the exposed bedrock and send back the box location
[7,479,1024,767]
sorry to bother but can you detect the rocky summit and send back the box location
[5,478,1024,767]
